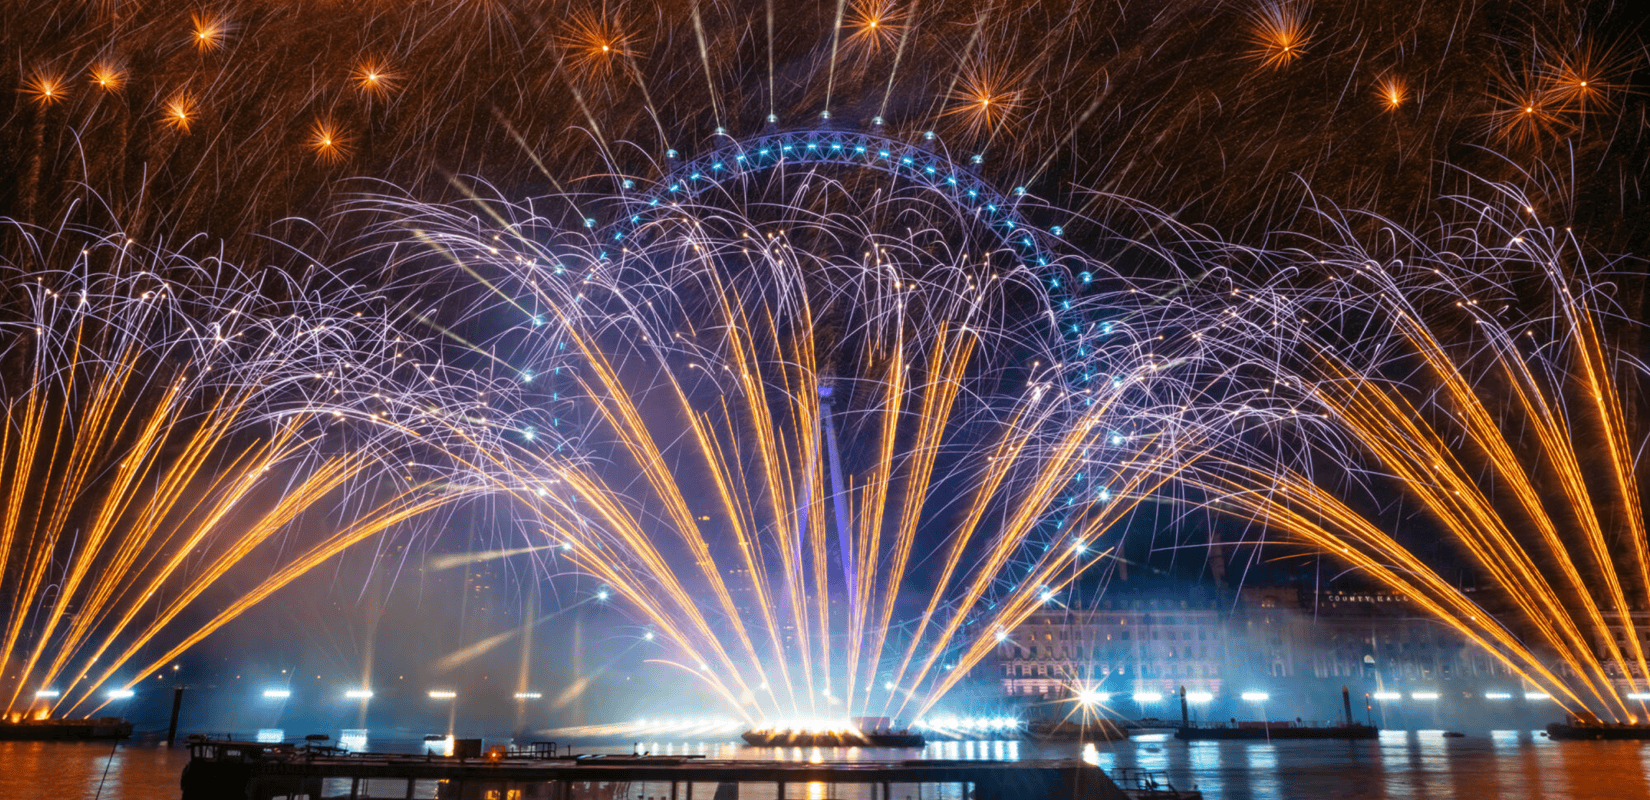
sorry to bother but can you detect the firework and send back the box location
[22,71,69,108]
[1247,2,1311,69]
[1375,75,1407,111]
[0,216,461,719]
[1167,183,1650,722]
[6,0,1639,279]
[309,118,353,164]
[367,161,1212,724]
[1,0,1646,733]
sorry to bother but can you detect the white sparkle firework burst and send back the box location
[368,160,1218,725]
[1151,179,1650,723]
[0,215,465,718]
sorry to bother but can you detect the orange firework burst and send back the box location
[1539,38,1628,118]
[352,58,398,98]
[845,0,904,56]
[88,62,125,93]
[559,8,636,81]
[946,63,1024,140]
[161,92,196,133]
[190,11,231,53]
[23,71,69,107]
[1247,2,1310,69]
[1375,75,1407,110]
[1486,72,1569,146]
[309,118,352,164]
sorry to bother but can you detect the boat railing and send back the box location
[1109,766,1197,797]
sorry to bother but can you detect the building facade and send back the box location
[995,596,1227,699]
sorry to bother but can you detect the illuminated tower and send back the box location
[819,378,857,632]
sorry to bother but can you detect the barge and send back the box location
[1544,721,1650,740]
[1170,684,1377,740]
[739,728,925,747]
[0,716,132,741]
[1173,721,1378,740]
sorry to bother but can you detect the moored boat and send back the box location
[1544,721,1650,740]
[0,716,133,741]
[1026,719,1128,742]
[1173,722,1377,740]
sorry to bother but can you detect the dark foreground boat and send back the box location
[0,716,132,741]
[740,729,925,747]
[1544,721,1650,740]
[1174,722,1378,740]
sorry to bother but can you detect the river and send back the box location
[2,730,1644,799]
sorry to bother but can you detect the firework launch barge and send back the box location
[739,728,925,747]
[0,716,132,741]
[1544,721,1650,740]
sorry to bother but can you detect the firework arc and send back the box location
[1145,185,1650,724]
[0,220,466,719]
[371,143,1212,727]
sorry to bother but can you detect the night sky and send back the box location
[3,0,1648,731]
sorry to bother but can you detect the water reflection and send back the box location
[5,732,1649,800]
[339,728,368,752]
[1417,730,1457,800]
[1186,741,1222,797]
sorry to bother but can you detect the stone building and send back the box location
[994,594,1227,700]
